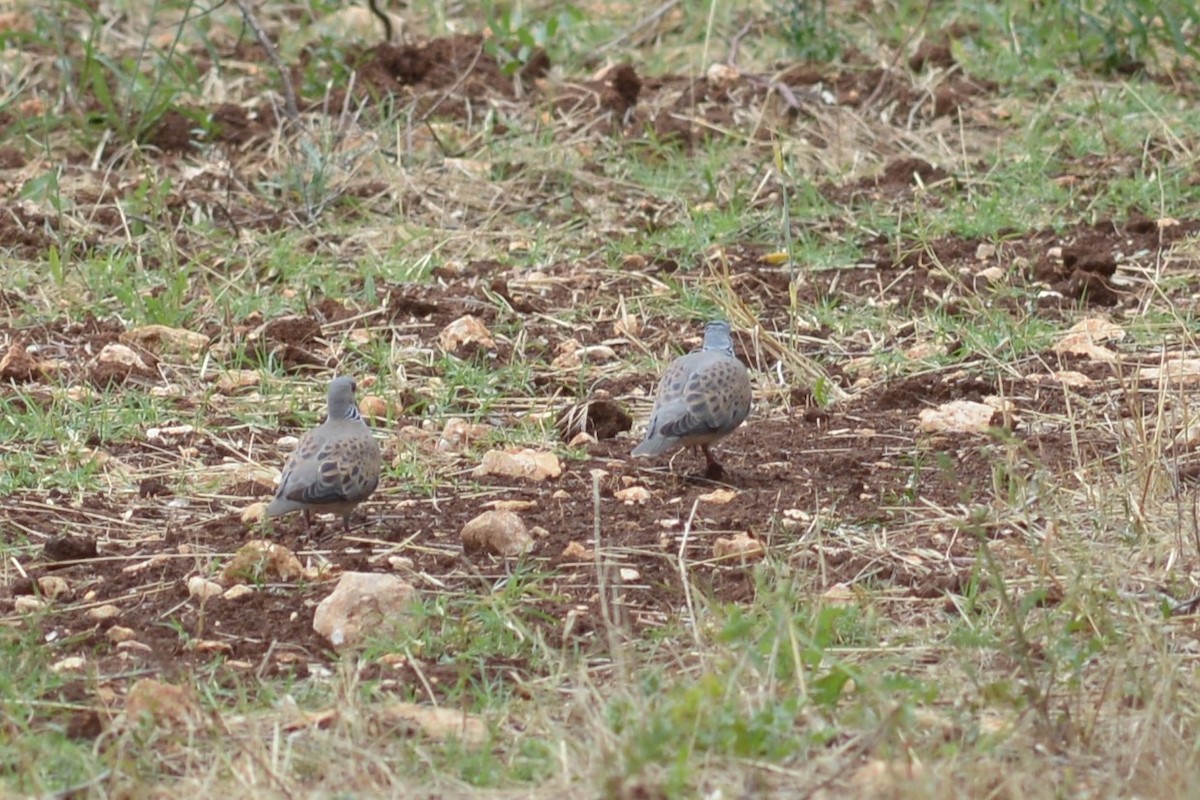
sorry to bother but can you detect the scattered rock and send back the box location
[14,596,46,613]
[222,540,303,584]
[36,575,70,599]
[437,417,492,453]
[916,400,1000,434]
[223,584,255,601]
[51,656,85,672]
[614,486,651,505]
[706,62,740,93]
[438,315,495,352]
[822,583,855,604]
[1049,370,1092,386]
[488,499,537,512]
[281,707,339,731]
[87,604,121,621]
[387,556,414,572]
[89,342,155,386]
[146,424,195,441]
[551,339,618,369]
[461,510,534,556]
[0,339,40,381]
[241,501,268,524]
[473,448,561,481]
[780,508,810,531]
[122,324,209,357]
[903,342,944,360]
[713,532,766,561]
[312,572,417,648]
[975,266,1005,286]
[122,553,171,574]
[561,540,594,560]
[1141,357,1200,388]
[107,626,137,643]
[1052,318,1124,361]
[211,369,261,393]
[698,488,737,504]
[125,679,200,729]
[358,394,389,421]
[187,576,224,600]
[375,702,487,744]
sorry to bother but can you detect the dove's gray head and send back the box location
[327,376,361,421]
[701,321,735,358]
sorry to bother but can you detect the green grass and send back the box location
[0,625,108,795]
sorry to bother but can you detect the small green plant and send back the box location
[483,4,583,75]
[65,0,206,146]
[773,0,844,62]
[1041,0,1200,72]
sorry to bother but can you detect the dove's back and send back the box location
[632,347,751,456]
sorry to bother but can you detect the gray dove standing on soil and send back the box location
[267,376,381,533]
[631,320,752,479]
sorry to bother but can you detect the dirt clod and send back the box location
[43,536,99,563]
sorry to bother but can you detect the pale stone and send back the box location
[37,576,70,599]
[187,576,224,600]
[96,343,150,371]
[438,315,495,352]
[223,584,255,601]
[122,324,209,356]
[375,702,487,744]
[460,510,534,556]
[697,488,737,504]
[473,448,561,481]
[125,679,198,728]
[614,486,651,505]
[916,400,998,434]
[561,541,593,560]
[87,604,121,621]
[312,572,417,648]
[107,626,137,643]
[241,501,268,524]
[713,533,766,561]
[14,596,45,613]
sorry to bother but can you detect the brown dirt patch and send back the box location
[0,340,1135,693]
